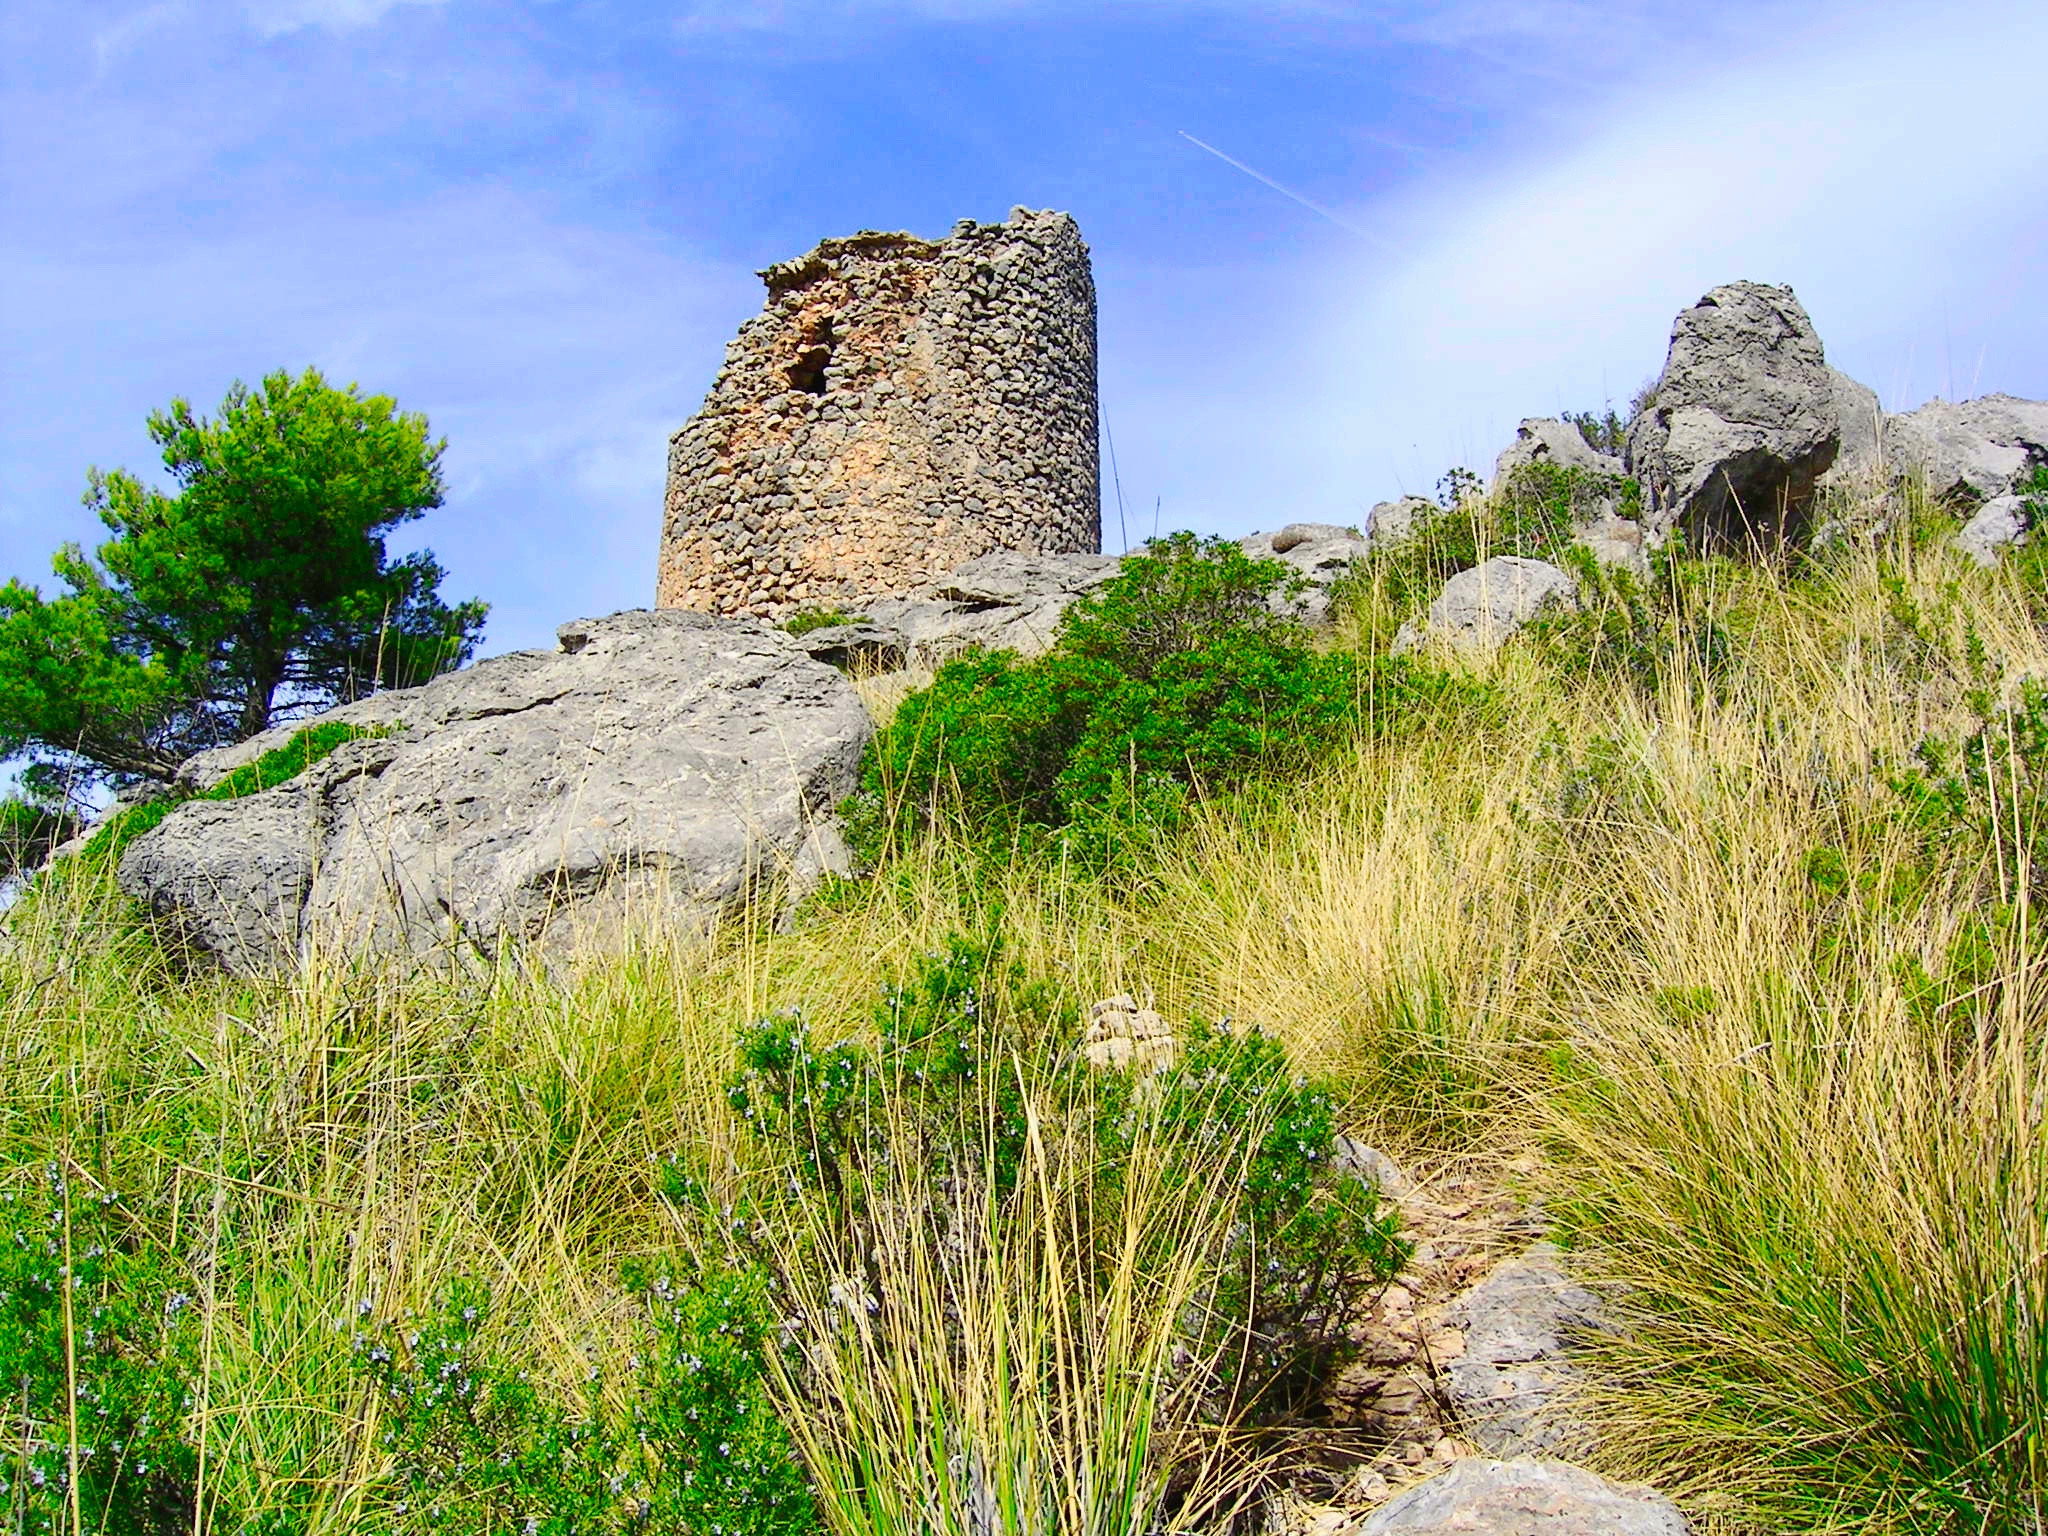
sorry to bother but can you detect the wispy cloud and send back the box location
[91,1,190,73]
[242,0,448,37]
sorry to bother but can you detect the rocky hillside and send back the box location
[6,280,2046,1535]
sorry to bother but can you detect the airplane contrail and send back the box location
[1176,130,1385,246]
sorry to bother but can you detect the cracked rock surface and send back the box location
[124,609,873,973]
[1356,1458,1689,1535]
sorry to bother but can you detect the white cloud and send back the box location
[1308,0,2048,505]
[243,0,448,37]
[91,1,190,72]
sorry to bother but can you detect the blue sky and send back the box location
[4,0,2045,662]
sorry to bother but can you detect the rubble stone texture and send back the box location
[658,209,1100,619]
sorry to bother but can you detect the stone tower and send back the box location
[658,208,1100,618]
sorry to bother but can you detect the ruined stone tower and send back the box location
[658,208,1100,617]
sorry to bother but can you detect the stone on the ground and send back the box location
[1494,419,1625,483]
[1883,394,2048,504]
[1082,994,1177,1071]
[1954,493,2030,567]
[1369,496,1440,546]
[853,550,1120,662]
[123,610,873,974]
[1334,1137,1415,1200]
[1394,558,1578,655]
[1446,1242,1607,1456]
[1625,281,1839,549]
[1576,512,1648,575]
[1238,523,1373,623]
[1357,1458,1688,1535]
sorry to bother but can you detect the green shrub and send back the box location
[356,1270,816,1536]
[853,534,1463,862]
[0,793,81,882]
[724,935,1409,1418]
[0,1167,201,1534]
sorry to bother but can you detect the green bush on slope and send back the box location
[850,532,1483,862]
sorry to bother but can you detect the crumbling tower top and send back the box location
[658,208,1100,618]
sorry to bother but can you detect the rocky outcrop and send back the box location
[1625,282,1839,550]
[1819,368,1885,490]
[1955,494,2031,567]
[124,610,873,973]
[1357,1459,1688,1535]
[794,550,1121,666]
[1494,419,1625,483]
[1239,523,1374,624]
[1369,496,1439,546]
[1445,1242,1607,1456]
[1394,558,1578,655]
[1883,394,2048,504]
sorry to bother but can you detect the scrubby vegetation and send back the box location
[5,472,2047,1533]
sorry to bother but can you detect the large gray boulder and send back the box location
[848,550,1121,663]
[1446,1243,1608,1456]
[124,610,873,973]
[1954,494,2031,567]
[1494,419,1625,483]
[1394,558,1578,655]
[1238,523,1373,624]
[1883,394,2048,504]
[1369,496,1440,546]
[1625,282,1839,550]
[1358,1459,1688,1535]
[1819,368,1885,491]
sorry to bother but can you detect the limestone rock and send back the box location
[1494,419,1625,483]
[793,621,908,672]
[123,610,873,973]
[1625,281,1839,550]
[1083,994,1177,1072]
[1334,1137,1414,1201]
[1819,368,1885,491]
[1357,1459,1688,1535]
[1369,496,1439,546]
[1394,558,1577,655]
[1446,1243,1607,1456]
[1576,512,1648,576]
[1883,394,2048,503]
[1954,493,2030,567]
[1238,523,1372,624]
[857,550,1121,663]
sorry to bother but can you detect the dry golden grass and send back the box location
[4,503,2045,1530]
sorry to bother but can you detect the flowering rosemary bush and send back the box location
[355,1271,815,1536]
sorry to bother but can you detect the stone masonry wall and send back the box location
[658,208,1100,617]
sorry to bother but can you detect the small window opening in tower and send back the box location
[785,316,836,395]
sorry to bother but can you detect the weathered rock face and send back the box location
[1625,282,1839,550]
[1883,394,2048,504]
[1238,523,1373,624]
[1357,1459,1689,1535]
[1494,419,1625,483]
[803,550,1120,666]
[1819,368,1885,490]
[124,611,873,974]
[1955,494,2030,567]
[658,209,1100,621]
[1445,1242,1608,1456]
[1394,558,1578,655]
[1370,496,1439,546]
